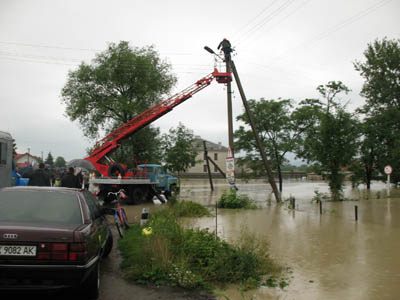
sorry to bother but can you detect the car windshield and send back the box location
[0,190,82,224]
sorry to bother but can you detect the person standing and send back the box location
[217,38,232,61]
[61,167,81,188]
[28,163,51,186]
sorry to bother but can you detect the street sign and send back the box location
[384,165,393,175]
[226,147,235,184]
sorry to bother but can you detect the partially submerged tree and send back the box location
[61,41,177,165]
[297,82,359,201]
[354,38,400,183]
[234,98,317,192]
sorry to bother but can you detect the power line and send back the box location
[230,0,281,41]
[235,0,296,46]
[241,0,314,51]
[253,0,394,66]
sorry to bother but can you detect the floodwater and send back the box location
[123,179,400,300]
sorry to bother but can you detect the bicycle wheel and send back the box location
[118,208,130,229]
[115,219,124,238]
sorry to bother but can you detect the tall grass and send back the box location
[118,203,279,290]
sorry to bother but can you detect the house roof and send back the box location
[193,136,228,151]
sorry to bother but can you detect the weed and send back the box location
[311,190,330,203]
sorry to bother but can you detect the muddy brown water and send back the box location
[122,179,400,300]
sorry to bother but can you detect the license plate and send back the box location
[0,245,37,256]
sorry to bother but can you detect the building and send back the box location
[183,136,229,178]
[14,153,40,169]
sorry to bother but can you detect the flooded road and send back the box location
[121,179,400,299]
[169,179,400,300]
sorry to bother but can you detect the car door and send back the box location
[82,191,108,257]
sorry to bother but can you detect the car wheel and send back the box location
[82,262,100,299]
[102,229,113,258]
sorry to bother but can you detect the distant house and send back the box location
[14,153,40,169]
[183,136,229,178]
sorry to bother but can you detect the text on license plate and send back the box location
[0,245,37,256]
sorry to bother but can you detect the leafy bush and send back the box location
[170,200,212,217]
[118,205,278,290]
[218,189,257,209]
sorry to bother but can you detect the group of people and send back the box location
[27,163,88,189]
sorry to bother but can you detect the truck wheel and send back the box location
[108,164,125,178]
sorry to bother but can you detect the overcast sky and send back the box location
[0,0,399,162]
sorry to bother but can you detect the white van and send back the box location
[0,131,13,188]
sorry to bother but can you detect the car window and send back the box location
[0,190,82,224]
[83,191,101,220]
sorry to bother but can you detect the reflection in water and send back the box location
[176,179,400,300]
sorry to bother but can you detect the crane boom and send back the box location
[86,68,231,178]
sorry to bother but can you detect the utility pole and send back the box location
[205,41,280,201]
[229,60,281,203]
[225,56,234,154]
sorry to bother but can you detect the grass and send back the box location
[118,202,280,291]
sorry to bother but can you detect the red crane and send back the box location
[85,68,231,178]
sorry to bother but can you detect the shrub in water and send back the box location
[218,189,257,209]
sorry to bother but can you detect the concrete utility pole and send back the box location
[225,56,234,154]
[229,60,281,202]
[205,41,280,201]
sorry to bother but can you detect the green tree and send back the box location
[61,41,176,165]
[234,98,317,192]
[54,156,67,168]
[354,38,400,183]
[161,123,198,179]
[297,82,360,201]
[45,152,54,167]
[12,141,17,156]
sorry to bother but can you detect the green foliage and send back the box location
[218,189,257,209]
[311,190,330,203]
[45,152,54,167]
[12,141,17,156]
[54,156,66,168]
[161,123,198,177]
[61,41,176,163]
[169,200,211,218]
[296,82,360,201]
[355,38,400,184]
[118,206,278,290]
[234,98,316,192]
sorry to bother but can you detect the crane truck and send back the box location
[87,67,232,204]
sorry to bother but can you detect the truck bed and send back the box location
[89,178,158,185]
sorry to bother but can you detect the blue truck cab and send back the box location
[137,164,177,196]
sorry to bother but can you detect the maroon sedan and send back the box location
[0,186,113,299]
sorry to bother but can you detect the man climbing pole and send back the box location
[218,38,232,61]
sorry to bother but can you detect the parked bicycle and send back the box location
[107,189,130,238]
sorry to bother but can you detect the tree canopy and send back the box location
[355,38,400,183]
[297,82,359,200]
[161,123,198,177]
[61,41,177,164]
[234,98,317,192]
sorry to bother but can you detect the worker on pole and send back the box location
[218,38,232,61]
